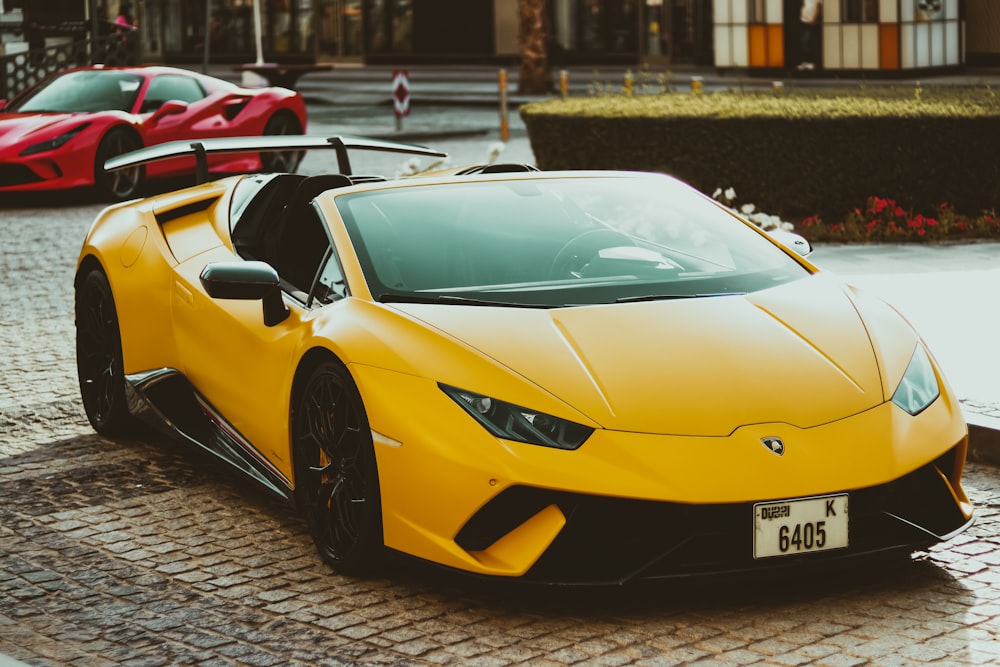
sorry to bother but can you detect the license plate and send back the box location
[753,494,849,559]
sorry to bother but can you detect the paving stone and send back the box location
[5,201,1000,667]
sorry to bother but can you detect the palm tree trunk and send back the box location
[518,0,552,94]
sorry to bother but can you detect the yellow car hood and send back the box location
[391,274,897,436]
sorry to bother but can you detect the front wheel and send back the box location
[75,269,137,436]
[94,128,144,201]
[294,359,383,576]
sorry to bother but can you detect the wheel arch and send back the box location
[98,122,146,146]
[268,107,303,129]
[94,124,146,201]
[291,346,345,408]
[75,254,107,289]
[289,345,385,573]
[97,123,144,156]
[289,346,348,504]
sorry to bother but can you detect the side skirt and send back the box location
[124,368,294,503]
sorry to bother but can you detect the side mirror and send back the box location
[767,229,813,258]
[149,99,188,122]
[200,261,289,326]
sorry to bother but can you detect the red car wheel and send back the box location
[94,128,145,201]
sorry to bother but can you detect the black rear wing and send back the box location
[103,135,448,184]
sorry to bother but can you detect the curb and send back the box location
[967,412,1000,467]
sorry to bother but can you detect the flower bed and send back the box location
[715,189,999,244]
[797,197,1000,243]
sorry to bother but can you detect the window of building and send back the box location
[551,0,639,55]
[843,0,879,23]
[365,0,412,53]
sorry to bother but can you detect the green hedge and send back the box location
[519,88,1000,221]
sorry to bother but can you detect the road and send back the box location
[2,126,1000,667]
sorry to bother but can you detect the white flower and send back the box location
[712,187,722,198]
[396,156,449,178]
[741,203,756,215]
[396,157,421,177]
[486,142,506,165]
[724,187,737,201]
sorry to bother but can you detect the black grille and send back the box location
[0,162,44,186]
[455,445,970,584]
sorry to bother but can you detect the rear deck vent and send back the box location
[155,197,218,225]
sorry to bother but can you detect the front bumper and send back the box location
[358,366,972,583]
[453,443,971,584]
[0,157,87,191]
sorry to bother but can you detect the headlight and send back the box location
[440,384,593,450]
[891,345,940,416]
[20,123,91,156]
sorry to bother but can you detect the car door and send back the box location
[137,74,254,169]
[167,242,306,483]
[168,193,337,482]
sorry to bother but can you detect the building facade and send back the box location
[4,1,1000,70]
[715,0,964,72]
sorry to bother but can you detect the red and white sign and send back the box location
[392,70,410,118]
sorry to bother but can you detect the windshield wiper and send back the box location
[379,293,556,309]
[616,292,745,303]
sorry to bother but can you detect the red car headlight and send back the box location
[20,123,91,157]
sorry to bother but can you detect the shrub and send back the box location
[520,86,1000,226]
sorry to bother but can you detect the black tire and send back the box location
[294,360,383,575]
[75,269,137,436]
[260,111,304,173]
[94,128,144,201]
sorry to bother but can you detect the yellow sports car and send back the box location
[75,136,973,584]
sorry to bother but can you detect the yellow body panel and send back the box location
[170,246,305,477]
[380,274,893,434]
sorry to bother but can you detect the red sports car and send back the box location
[0,65,307,200]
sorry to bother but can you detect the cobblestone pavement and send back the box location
[3,189,1000,667]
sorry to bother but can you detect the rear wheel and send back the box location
[260,111,304,173]
[75,269,137,436]
[294,360,383,575]
[94,128,144,201]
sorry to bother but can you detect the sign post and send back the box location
[393,70,410,132]
[498,69,509,143]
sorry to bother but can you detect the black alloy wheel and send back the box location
[94,128,144,201]
[75,269,137,436]
[294,360,383,575]
[261,111,304,173]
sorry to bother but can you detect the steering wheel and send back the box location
[548,229,635,279]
